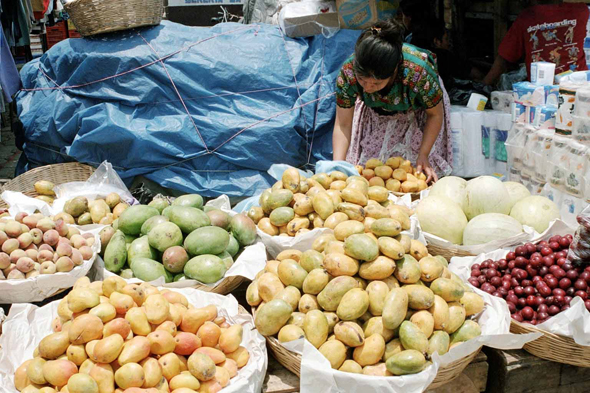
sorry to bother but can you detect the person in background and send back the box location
[412,19,484,90]
[399,0,432,44]
[332,20,453,182]
[483,0,589,86]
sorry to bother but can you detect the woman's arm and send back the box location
[416,101,444,182]
[333,106,355,161]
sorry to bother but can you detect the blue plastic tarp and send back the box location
[16,21,360,197]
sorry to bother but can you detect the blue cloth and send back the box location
[17,21,360,197]
[0,21,21,103]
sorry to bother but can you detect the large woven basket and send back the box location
[510,320,590,367]
[65,0,163,37]
[254,306,480,390]
[426,243,475,261]
[0,163,95,209]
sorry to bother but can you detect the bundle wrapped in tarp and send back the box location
[16,21,359,197]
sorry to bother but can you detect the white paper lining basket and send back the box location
[0,225,101,304]
[450,220,590,367]
[0,288,268,393]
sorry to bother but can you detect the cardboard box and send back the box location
[279,1,339,38]
[336,0,398,30]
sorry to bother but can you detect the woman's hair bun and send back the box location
[353,20,405,80]
[364,20,404,46]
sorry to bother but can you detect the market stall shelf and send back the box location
[65,0,163,37]
[510,320,590,368]
[0,162,95,208]
[485,348,590,393]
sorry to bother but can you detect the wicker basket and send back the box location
[0,163,95,209]
[510,320,590,367]
[264,335,480,389]
[65,0,163,37]
[426,243,475,261]
[254,306,480,389]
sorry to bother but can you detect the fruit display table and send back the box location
[485,348,590,393]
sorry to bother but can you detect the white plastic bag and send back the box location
[450,220,590,346]
[52,161,136,214]
[1,161,136,217]
[0,289,267,393]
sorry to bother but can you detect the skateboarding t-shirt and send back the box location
[498,3,589,78]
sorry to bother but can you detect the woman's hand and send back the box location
[416,154,438,184]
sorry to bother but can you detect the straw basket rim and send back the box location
[64,0,163,37]
[253,306,480,389]
[0,162,96,209]
[510,319,590,367]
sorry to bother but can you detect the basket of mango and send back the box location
[248,224,486,389]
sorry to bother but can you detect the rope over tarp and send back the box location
[16,21,360,197]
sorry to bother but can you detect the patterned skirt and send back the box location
[345,78,453,177]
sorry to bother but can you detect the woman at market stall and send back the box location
[332,20,452,182]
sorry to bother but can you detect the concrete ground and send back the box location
[0,115,22,183]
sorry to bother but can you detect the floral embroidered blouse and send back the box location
[336,44,443,114]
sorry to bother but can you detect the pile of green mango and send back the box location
[101,194,257,284]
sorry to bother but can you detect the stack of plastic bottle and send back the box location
[506,68,590,228]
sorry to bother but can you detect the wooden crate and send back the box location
[263,352,488,393]
[484,348,590,393]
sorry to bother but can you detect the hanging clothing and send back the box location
[0,21,22,103]
[16,0,30,46]
[1,0,30,46]
[32,0,50,20]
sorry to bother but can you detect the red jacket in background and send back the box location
[499,3,589,79]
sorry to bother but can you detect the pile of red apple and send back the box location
[468,234,590,325]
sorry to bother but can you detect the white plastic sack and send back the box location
[1,190,54,217]
[0,289,267,393]
[99,195,268,288]
[53,161,135,204]
[0,225,101,303]
[1,161,137,217]
[281,280,540,393]
[450,220,590,345]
